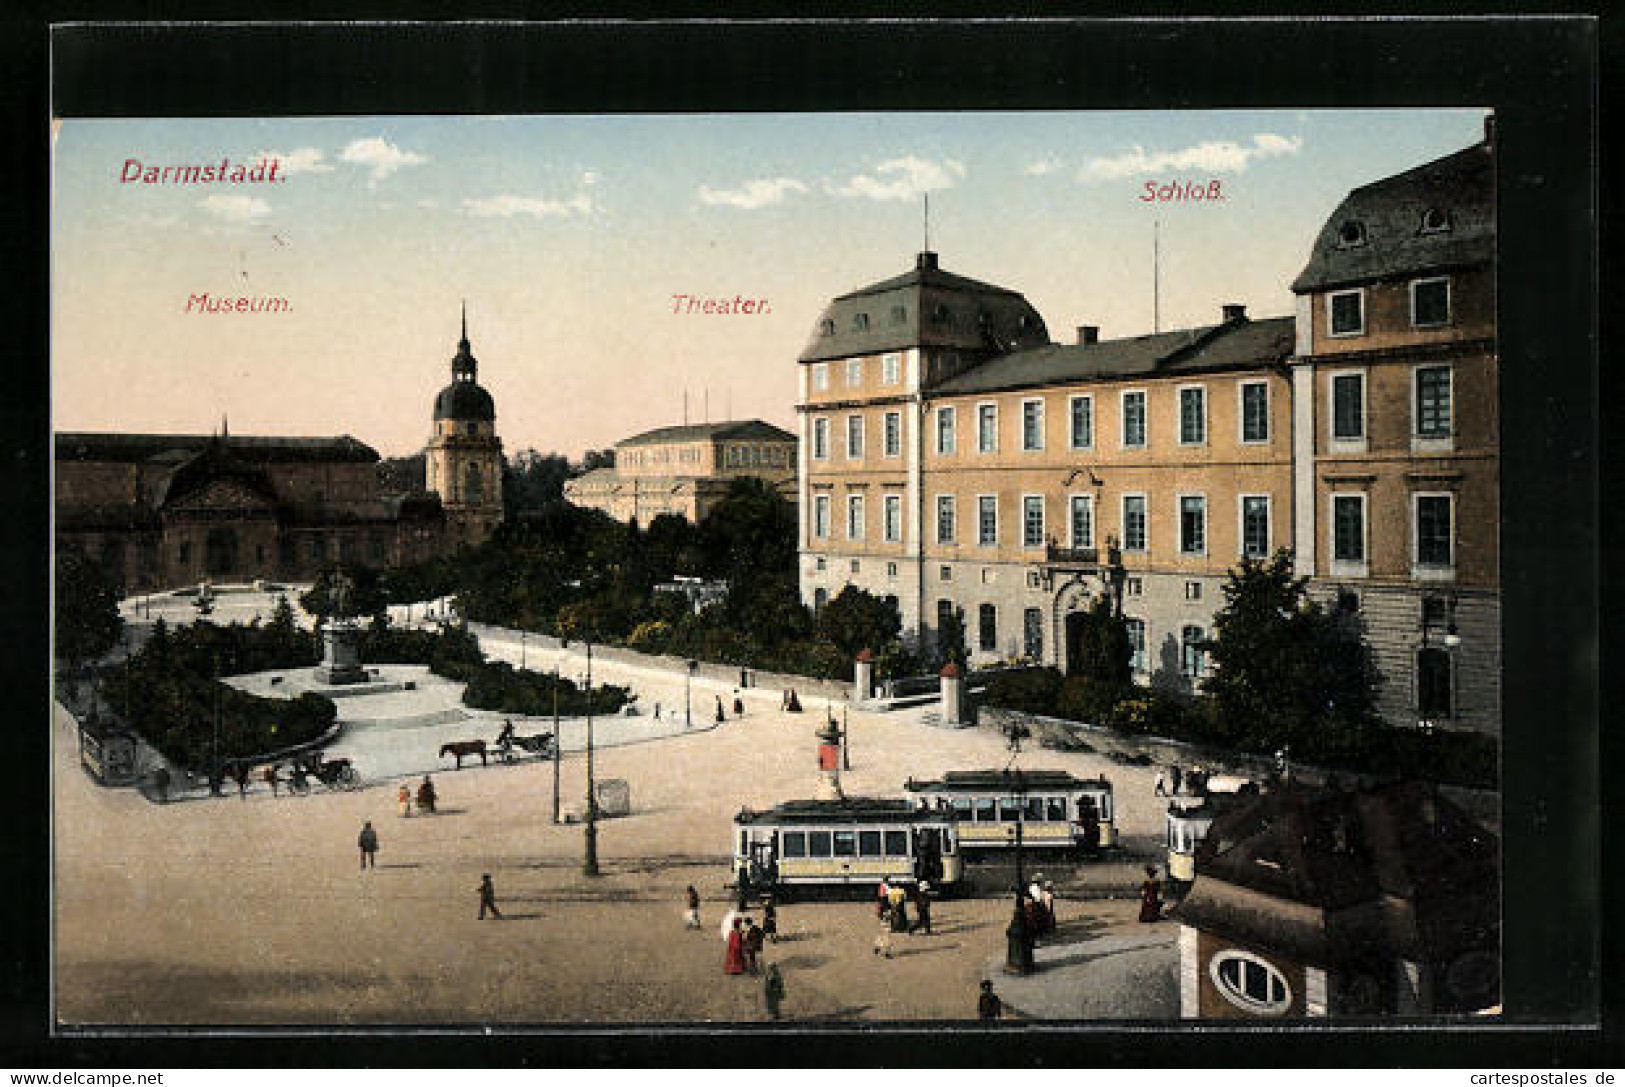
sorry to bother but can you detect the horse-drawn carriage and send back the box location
[439,728,556,769]
[287,754,361,793]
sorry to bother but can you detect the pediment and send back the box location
[166,478,277,512]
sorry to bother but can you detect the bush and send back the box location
[983,667,1064,715]
[456,659,633,717]
[1105,690,1192,737]
[1055,675,1119,726]
[627,620,673,653]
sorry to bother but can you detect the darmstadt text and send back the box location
[1141,179,1225,202]
[122,158,285,185]
[186,293,291,314]
[671,294,771,315]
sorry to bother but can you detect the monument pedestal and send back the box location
[313,620,367,685]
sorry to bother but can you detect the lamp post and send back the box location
[685,659,697,728]
[552,658,562,825]
[583,640,600,877]
[1003,718,1033,975]
[210,651,223,796]
[520,628,527,671]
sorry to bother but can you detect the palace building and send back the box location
[796,129,1497,735]
[564,419,796,524]
[55,311,506,590]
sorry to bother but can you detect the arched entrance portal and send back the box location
[1051,573,1094,675]
[1065,609,1092,676]
[205,527,238,576]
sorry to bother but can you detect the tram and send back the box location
[1165,775,1264,888]
[904,769,1117,853]
[732,797,962,895]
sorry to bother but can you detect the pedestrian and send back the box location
[873,916,894,958]
[654,702,662,720]
[1170,765,1183,795]
[715,695,726,724]
[263,763,282,797]
[910,883,933,935]
[1041,881,1057,934]
[724,918,747,975]
[888,882,909,932]
[684,884,702,930]
[152,765,170,804]
[762,896,779,942]
[1007,896,1035,973]
[1139,865,1163,923]
[720,901,741,943]
[417,774,437,814]
[357,821,379,870]
[739,667,749,689]
[744,918,765,973]
[232,763,250,800]
[763,963,786,1020]
[397,783,413,817]
[477,873,503,919]
[732,690,744,717]
[977,980,1003,1020]
[876,881,891,924]
[1154,768,1167,797]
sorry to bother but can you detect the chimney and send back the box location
[1222,303,1247,323]
[1077,325,1100,345]
[1484,114,1496,146]
[917,251,939,271]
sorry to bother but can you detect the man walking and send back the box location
[978,980,1003,1020]
[357,821,379,870]
[477,873,503,919]
[764,963,786,1020]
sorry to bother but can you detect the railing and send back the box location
[1043,543,1099,566]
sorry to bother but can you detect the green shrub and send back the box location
[983,667,1064,716]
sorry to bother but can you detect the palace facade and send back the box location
[797,129,1498,735]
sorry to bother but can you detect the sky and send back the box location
[52,109,1489,458]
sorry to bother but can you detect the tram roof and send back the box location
[734,797,953,826]
[905,770,1112,792]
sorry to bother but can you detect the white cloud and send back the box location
[460,192,594,219]
[830,156,966,202]
[1078,133,1303,181]
[696,177,808,210]
[1024,158,1063,176]
[198,193,271,223]
[256,147,333,176]
[339,137,429,185]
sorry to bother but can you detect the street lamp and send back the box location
[552,657,562,825]
[521,628,527,670]
[583,640,600,877]
[1003,718,1034,976]
[685,659,698,728]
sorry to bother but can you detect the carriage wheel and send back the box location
[339,766,361,789]
[290,779,309,796]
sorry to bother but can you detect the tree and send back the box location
[816,586,900,661]
[300,565,389,624]
[55,549,123,670]
[937,606,969,672]
[1062,595,1134,719]
[376,453,426,494]
[1202,550,1380,756]
[503,449,573,519]
[696,476,796,582]
[578,448,616,473]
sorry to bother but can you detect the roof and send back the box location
[734,797,955,826]
[1172,781,1499,966]
[616,419,794,448]
[798,252,1050,363]
[1292,139,1494,293]
[55,432,379,464]
[931,315,1295,397]
[433,379,496,422]
[906,769,1112,793]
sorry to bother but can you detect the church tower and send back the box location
[426,304,504,546]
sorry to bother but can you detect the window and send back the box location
[979,603,998,651]
[940,565,952,582]
[936,407,956,455]
[937,495,956,544]
[813,495,830,539]
[978,496,998,546]
[1022,496,1045,549]
[812,417,830,460]
[1024,607,1044,660]
[1420,207,1452,234]
[1179,386,1207,445]
[1329,289,1365,336]
[1412,277,1451,328]
[1126,617,1147,672]
[819,320,835,338]
[1333,494,1366,564]
[971,798,995,823]
[883,411,902,457]
[1022,399,1045,451]
[1069,394,1093,449]
[1415,494,1453,568]
[1185,581,1202,601]
[890,306,908,326]
[846,415,864,459]
[858,830,882,856]
[886,565,897,580]
[846,359,864,386]
[853,313,869,332]
[884,830,909,855]
[1242,496,1270,559]
[1180,496,1206,555]
[1125,576,1143,597]
[815,556,827,572]
[883,494,902,543]
[1181,625,1206,678]
[1122,390,1147,448]
[781,832,807,858]
[850,559,861,574]
[1337,220,1367,248]
[1123,495,1148,552]
[978,403,998,453]
[1069,495,1094,550]
[807,831,833,858]
[847,495,864,540]
[882,353,901,384]
[1211,951,1292,1016]
[1240,382,1269,443]
[1000,799,1023,823]
[1418,647,1452,718]
[1415,366,1452,439]
[814,588,828,612]
[1331,373,1365,441]
[833,830,857,857]
[813,363,829,391]
[937,599,954,636]
[1045,796,1067,822]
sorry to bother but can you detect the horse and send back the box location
[440,739,487,769]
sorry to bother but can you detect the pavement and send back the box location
[979,900,1179,1020]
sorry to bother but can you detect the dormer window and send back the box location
[1337,220,1367,248]
[820,318,835,337]
[933,303,951,324]
[890,305,907,325]
[1420,207,1452,234]
[853,312,870,331]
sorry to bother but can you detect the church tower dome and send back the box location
[425,303,504,545]
[433,304,497,422]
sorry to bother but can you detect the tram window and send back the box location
[975,798,997,822]
[1025,797,1045,821]
[782,832,807,858]
[807,831,833,857]
[885,830,909,855]
[950,797,973,818]
[1047,797,1067,822]
[833,831,857,857]
[859,830,883,856]
[739,831,748,856]
[1000,799,1023,822]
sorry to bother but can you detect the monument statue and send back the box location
[312,570,367,685]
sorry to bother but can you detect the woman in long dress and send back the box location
[724,918,747,975]
[1139,866,1163,923]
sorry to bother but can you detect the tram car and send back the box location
[1165,775,1264,888]
[732,798,962,895]
[904,769,1117,853]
